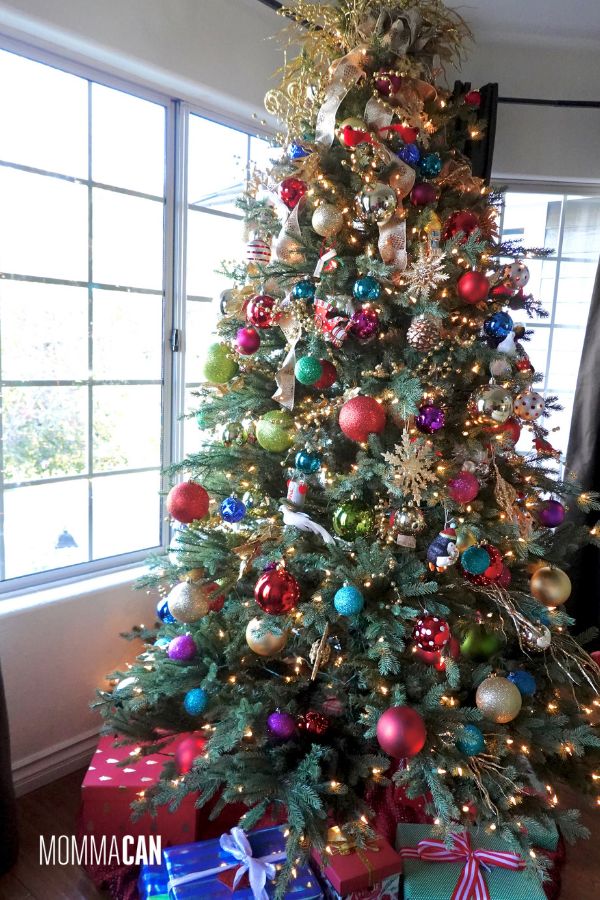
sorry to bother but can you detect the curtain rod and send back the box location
[254,0,599,109]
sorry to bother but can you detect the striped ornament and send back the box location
[246,238,271,264]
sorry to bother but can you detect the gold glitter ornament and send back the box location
[245,617,288,656]
[312,203,344,237]
[406,315,442,351]
[476,675,522,723]
[167,581,210,623]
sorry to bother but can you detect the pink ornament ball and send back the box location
[168,634,197,662]
[175,734,206,774]
[350,306,380,340]
[537,499,565,528]
[410,183,438,206]
[339,395,386,443]
[376,705,427,758]
[448,470,480,504]
[236,326,261,355]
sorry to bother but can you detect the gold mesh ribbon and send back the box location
[327,826,379,889]
[315,49,365,148]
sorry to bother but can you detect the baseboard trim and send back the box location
[12,728,100,796]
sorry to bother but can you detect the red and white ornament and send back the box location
[513,389,545,421]
[245,238,271,265]
[412,614,451,652]
[503,261,530,290]
[246,294,278,329]
[314,298,350,348]
[286,478,308,507]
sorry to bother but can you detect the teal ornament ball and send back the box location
[295,356,323,385]
[295,449,321,473]
[461,545,491,575]
[419,152,442,178]
[456,724,485,756]
[333,499,374,540]
[292,279,316,301]
[334,584,364,616]
[353,276,381,301]
[184,687,208,716]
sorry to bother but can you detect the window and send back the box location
[0,41,271,593]
[499,188,600,456]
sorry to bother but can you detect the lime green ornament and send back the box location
[256,410,295,453]
[202,343,239,384]
[295,356,323,386]
[460,624,503,661]
[333,499,374,540]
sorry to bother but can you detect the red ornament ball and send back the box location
[492,417,521,448]
[206,582,226,612]
[490,282,515,300]
[443,210,479,242]
[236,326,261,355]
[175,734,206,775]
[412,614,451,652]
[254,568,300,615]
[410,183,438,206]
[339,395,386,443]
[497,565,512,588]
[448,470,480,504]
[298,710,329,736]
[516,355,534,373]
[166,481,210,524]
[456,271,489,304]
[279,177,307,209]
[376,706,427,758]
[465,90,481,107]
[591,651,600,667]
[246,294,278,329]
[463,544,504,586]
[374,70,403,97]
[313,359,338,390]
[415,636,460,671]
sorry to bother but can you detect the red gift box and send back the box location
[311,833,402,899]
[80,734,198,846]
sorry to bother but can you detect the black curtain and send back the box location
[452,81,498,184]
[0,663,18,874]
[566,263,600,645]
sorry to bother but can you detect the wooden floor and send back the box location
[0,771,598,899]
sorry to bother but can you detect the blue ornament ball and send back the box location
[483,311,514,340]
[290,142,309,159]
[507,670,537,696]
[184,687,208,716]
[419,152,442,178]
[353,276,381,301]
[156,597,176,624]
[220,495,246,523]
[292,279,316,301]
[461,545,491,575]
[398,143,421,165]
[456,724,485,756]
[334,584,364,616]
[295,449,321,474]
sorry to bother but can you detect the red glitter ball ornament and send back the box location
[175,734,206,775]
[448,470,480,504]
[279,177,307,209]
[442,210,479,243]
[376,706,427,758]
[339,395,386,443]
[254,567,300,615]
[298,710,329,735]
[412,614,451,652]
[246,295,278,329]
[464,544,504,585]
[206,582,226,612]
[456,271,489,304]
[166,481,209,523]
[313,359,337,389]
[465,90,481,107]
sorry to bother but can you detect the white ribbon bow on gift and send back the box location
[167,826,287,900]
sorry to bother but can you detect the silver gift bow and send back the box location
[357,7,437,59]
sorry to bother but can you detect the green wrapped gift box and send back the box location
[525,820,559,852]
[396,824,546,900]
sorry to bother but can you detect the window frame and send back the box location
[0,36,271,598]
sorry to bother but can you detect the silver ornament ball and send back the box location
[471,385,513,424]
[355,182,397,225]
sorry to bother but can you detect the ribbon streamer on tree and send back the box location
[272,310,303,410]
[315,48,366,148]
[356,7,438,68]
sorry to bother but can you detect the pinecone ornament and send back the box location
[406,315,441,351]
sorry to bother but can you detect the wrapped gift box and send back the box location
[164,826,322,899]
[311,832,402,900]
[138,860,169,899]
[524,820,559,852]
[81,734,198,846]
[396,824,546,900]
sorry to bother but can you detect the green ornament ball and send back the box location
[460,624,503,661]
[202,343,239,384]
[256,410,295,453]
[295,355,323,386]
[333,499,374,540]
[221,421,247,447]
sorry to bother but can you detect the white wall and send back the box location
[0,1,599,792]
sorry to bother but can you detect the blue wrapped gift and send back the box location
[138,859,169,899]
[164,825,323,899]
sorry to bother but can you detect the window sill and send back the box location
[0,565,148,618]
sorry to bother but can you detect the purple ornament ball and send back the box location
[350,306,380,340]
[416,403,445,434]
[410,183,438,207]
[537,499,565,528]
[267,710,296,740]
[168,634,197,661]
[236,326,261,356]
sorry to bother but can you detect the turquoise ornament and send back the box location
[295,356,323,385]
[507,670,537,696]
[292,279,316,301]
[334,584,364,616]
[184,687,208,716]
[295,449,321,473]
[353,276,381,301]
[419,152,442,178]
[461,545,491,575]
[456,724,485,756]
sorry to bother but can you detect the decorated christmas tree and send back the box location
[98,0,600,888]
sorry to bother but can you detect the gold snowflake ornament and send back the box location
[382,429,437,505]
[404,247,449,300]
